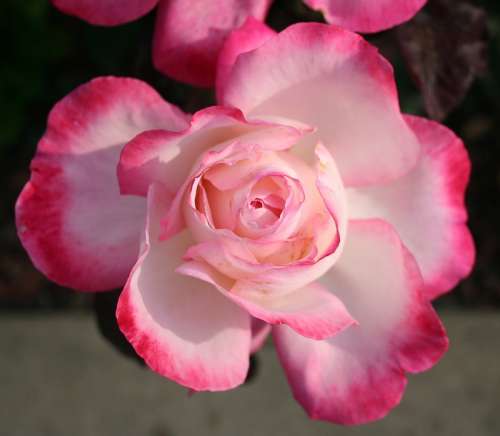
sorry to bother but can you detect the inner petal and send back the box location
[237,174,291,238]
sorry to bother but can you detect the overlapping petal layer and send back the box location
[274,220,448,424]
[153,0,272,86]
[117,184,251,391]
[219,23,420,187]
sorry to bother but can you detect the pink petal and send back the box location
[304,0,426,33]
[219,23,420,187]
[273,219,448,424]
[347,115,475,299]
[118,106,305,197]
[15,77,189,292]
[216,17,276,102]
[153,0,272,87]
[117,183,251,391]
[52,0,159,26]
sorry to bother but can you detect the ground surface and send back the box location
[1,310,499,436]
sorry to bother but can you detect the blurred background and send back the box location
[1,0,499,435]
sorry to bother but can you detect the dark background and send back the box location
[1,0,499,310]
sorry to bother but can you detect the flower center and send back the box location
[250,198,264,209]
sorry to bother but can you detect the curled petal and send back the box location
[118,106,306,197]
[177,260,356,341]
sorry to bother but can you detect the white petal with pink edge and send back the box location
[117,183,251,391]
[15,77,189,291]
[347,115,475,300]
[273,219,448,425]
[219,23,420,187]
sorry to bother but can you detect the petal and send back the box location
[118,106,305,197]
[152,0,272,87]
[216,16,276,102]
[15,77,189,292]
[304,0,426,33]
[177,259,356,341]
[116,183,251,391]
[347,115,475,299]
[52,0,159,26]
[227,281,357,340]
[220,23,420,187]
[273,219,448,425]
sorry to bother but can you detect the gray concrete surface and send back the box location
[1,311,499,436]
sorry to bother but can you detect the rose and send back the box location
[51,0,426,86]
[16,22,474,424]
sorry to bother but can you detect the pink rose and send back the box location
[51,0,425,86]
[16,23,473,424]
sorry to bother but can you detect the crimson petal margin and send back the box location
[117,183,251,391]
[15,77,189,291]
[347,115,475,299]
[219,22,420,187]
[273,219,448,425]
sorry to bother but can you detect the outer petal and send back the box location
[220,23,420,187]
[273,219,448,425]
[15,77,189,291]
[216,17,276,102]
[347,116,475,299]
[153,0,272,87]
[117,184,251,391]
[304,0,426,33]
[52,0,159,26]
[118,106,306,197]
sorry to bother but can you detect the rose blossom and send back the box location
[51,0,425,86]
[16,22,474,424]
